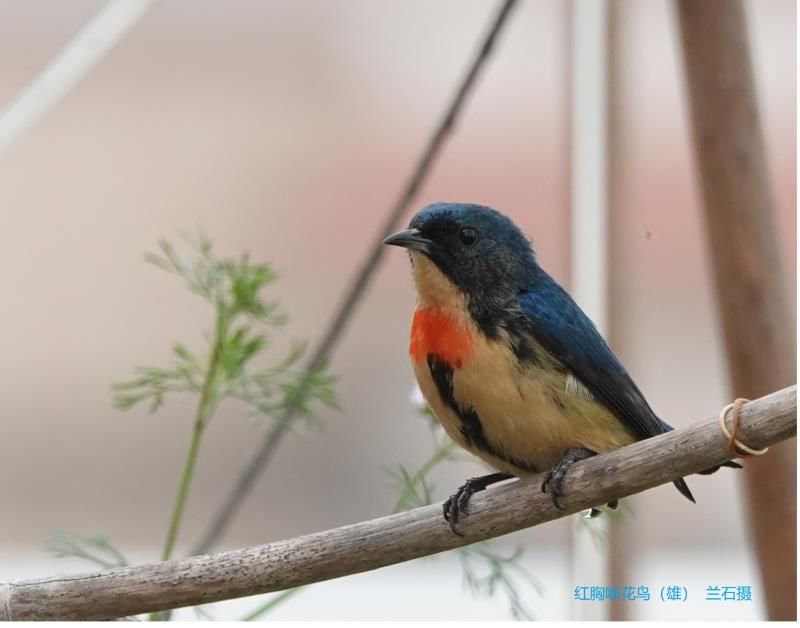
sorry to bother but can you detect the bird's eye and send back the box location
[459,227,478,246]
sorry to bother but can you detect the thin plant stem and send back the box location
[241,587,302,621]
[160,341,222,561]
[148,312,225,621]
[160,420,205,562]
[391,438,457,513]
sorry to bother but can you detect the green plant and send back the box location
[459,544,541,620]
[114,236,336,566]
[50,234,336,621]
[46,531,128,570]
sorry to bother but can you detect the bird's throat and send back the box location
[410,307,473,369]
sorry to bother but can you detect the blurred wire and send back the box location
[0,0,156,156]
[191,0,520,556]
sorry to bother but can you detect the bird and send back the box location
[383,202,740,535]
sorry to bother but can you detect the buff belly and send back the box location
[412,330,638,477]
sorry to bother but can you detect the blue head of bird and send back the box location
[383,202,540,322]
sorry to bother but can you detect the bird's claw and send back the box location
[443,483,476,536]
[541,447,597,510]
[541,465,568,510]
[441,472,513,535]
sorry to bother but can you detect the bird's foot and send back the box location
[541,447,597,510]
[442,472,513,535]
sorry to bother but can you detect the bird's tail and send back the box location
[673,478,696,503]
[672,460,742,503]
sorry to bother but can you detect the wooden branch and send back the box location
[676,0,796,620]
[2,386,795,621]
[675,0,794,392]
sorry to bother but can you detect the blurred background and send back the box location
[0,0,795,621]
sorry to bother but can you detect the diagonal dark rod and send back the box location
[191,0,519,557]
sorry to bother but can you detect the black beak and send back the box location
[382,228,434,254]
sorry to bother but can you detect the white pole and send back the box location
[0,0,156,156]
[569,0,609,621]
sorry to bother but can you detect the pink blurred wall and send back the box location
[0,0,793,600]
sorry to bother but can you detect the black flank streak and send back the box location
[468,299,541,367]
[426,354,538,473]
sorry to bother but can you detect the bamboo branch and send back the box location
[675,0,796,620]
[2,386,795,621]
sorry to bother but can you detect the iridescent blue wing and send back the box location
[517,272,669,441]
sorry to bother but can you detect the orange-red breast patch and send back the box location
[410,307,473,368]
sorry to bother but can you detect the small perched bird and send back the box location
[384,202,739,534]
